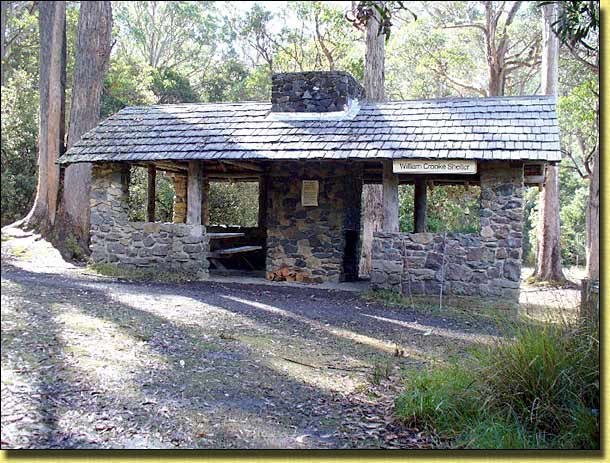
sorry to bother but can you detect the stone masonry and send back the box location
[371,161,524,303]
[266,161,362,283]
[271,71,364,113]
[89,163,208,276]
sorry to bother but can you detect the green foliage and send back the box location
[395,322,600,448]
[127,166,174,223]
[151,67,198,104]
[209,182,259,227]
[101,56,155,118]
[1,69,39,226]
[398,185,480,233]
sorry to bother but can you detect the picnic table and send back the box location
[206,232,262,270]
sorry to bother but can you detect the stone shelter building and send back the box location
[59,71,561,303]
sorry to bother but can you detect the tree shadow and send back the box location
[2,262,425,450]
[4,259,543,451]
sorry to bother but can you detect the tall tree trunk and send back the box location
[586,100,599,281]
[21,1,65,232]
[56,1,112,254]
[1,1,7,86]
[533,2,564,282]
[359,1,385,277]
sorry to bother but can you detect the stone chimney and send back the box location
[271,71,364,113]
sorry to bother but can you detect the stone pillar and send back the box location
[89,162,131,262]
[170,173,187,224]
[479,161,524,299]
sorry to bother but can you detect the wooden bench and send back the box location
[208,245,263,270]
[207,232,246,239]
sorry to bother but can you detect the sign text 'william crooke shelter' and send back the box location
[59,70,561,303]
[393,159,477,175]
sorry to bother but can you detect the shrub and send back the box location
[395,321,599,449]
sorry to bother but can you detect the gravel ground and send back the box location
[0,231,528,449]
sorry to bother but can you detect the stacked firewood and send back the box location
[266,265,322,283]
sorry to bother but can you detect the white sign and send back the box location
[393,159,477,175]
[301,180,319,206]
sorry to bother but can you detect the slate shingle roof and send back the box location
[59,95,561,164]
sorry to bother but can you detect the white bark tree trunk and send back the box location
[22,1,65,232]
[359,1,386,277]
[534,2,565,282]
[586,102,599,281]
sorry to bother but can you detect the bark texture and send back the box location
[1,1,7,86]
[586,105,599,281]
[58,0,112,250]
[533,2,564,282]
[22,1,66,232]
[359,1,386,277]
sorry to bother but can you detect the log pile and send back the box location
[266,265,323,283]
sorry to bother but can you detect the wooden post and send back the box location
[258,175,268,228]
[201,176,210,226]
[187,160,203,225]
[147,165,156,222]
[414,177,427,233]
[382,160,399,232]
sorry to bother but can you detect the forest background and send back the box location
[1,0,598,267]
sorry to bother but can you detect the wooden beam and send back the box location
[382,160,399,232]
[222,160,264,172]
[187,160,203,225]
[147,165,156,222]
[202,176,210,226]
[414,177,427,233]
[258,175,268,228]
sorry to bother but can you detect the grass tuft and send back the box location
[395,321,599,449]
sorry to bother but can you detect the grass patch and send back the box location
[363,289,516,325]
[395,320,599,449]
[8,243,31,259]
[88,262,203,283]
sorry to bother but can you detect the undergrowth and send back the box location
[395,320,599,449]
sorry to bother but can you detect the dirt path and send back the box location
[1,232,506,449]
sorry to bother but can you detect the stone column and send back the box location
[479,161,524,299]
[169,173,187,224]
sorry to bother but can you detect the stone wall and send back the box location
[371,161,524,302]
[271,71,364,113]
[266,161,362,282]
[89,163,208,276]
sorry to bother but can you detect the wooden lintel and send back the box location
[206,173,262,180]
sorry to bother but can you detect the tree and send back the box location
[532,1,565,282]
[1,1,38,86]
[417,1,541,96]
[20,0,65,232]
[550,0,599,282]
[351,1,386,276]
[57,1,112,254]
